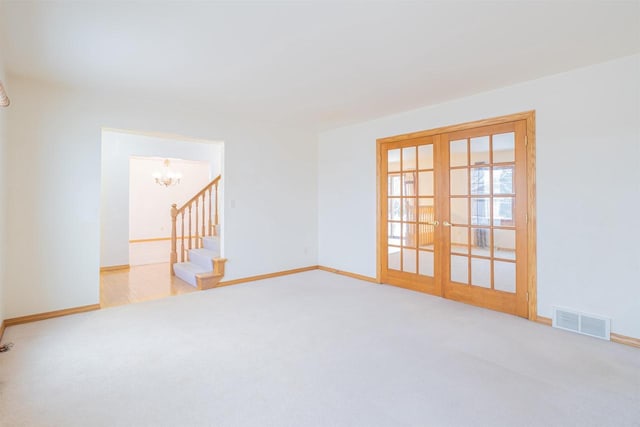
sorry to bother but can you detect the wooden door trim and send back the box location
[525,112,537,321]
[376,134,384,283]
[377,111,535,143]
[376,111,537,321]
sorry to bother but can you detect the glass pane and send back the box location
[471,228,491,256]
[494,261,516,293]
[403,198,416,222]
[402,248,416,273]
[402,223,416,247]
[451,226,468,254]
[388,198,401,221]
[493,166,514,195]
[418,197,434,210]
[388,174,401,196]
[470,136,490,165]
[403,173,416,196]
[494,229,516,260]
[418,171,434,196]
[388,148,401,172]
[450,198,468,225]
[450,169,468,195]
[471,258,491,288]
[402,147,416,171]
[451,255,468,284]
[387,222,401,247]
[493,132,515,163]
[418,224,435,248]
[418,145,433,169]
[418,251,434,277]
[417,199,435,223]
[388,246,401,271]
[471,198,490,225]
[493,197,514,226]
[450,139,467,167]
[470,167,490,195]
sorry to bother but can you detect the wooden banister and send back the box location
[170,175,221,274]
[177,175,221,213]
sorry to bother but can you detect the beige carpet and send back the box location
[1,270,638,426]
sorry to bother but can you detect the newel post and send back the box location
[170,203,178,274]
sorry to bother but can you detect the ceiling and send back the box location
[1,1,638,130]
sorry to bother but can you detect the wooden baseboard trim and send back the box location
[317,266,379,284]
[218,266,319,287]
[536,316,639,349]
[611,333,640,349]
[4,304,101,327]
[129,237,171,243]
[0,320,5,343]
[100,264,130,272]
[535,315,552,326]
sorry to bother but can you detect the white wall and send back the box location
[127,157,211,267]
[129,157,211,240]
[318,54,640,338]
[5,76,318,319]
[101,130,218,267]
[130,241,171,266]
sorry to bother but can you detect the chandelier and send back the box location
[152,159,182,187]
[0,80,9,107]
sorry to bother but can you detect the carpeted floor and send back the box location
[1,270,638,426]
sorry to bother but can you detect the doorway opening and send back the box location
[100,129,224,308]
[377,111,536,319]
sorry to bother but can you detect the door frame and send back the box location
[376,111,537,320]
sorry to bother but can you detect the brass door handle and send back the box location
[443,221,452,227]
[426,221,439,226]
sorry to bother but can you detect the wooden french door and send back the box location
[380,136,441,295]
[379,115,532,318]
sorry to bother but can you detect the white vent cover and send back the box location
[552,307,610,340]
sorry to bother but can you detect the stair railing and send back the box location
[170,175,221,274]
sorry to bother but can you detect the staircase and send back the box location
[170,175,227,290]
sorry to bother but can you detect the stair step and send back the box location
[202,236,220,252]
[189,248,220,269]
[173,262,210,287]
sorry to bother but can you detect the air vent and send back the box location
[555,309,579,332]
[552,307,610,340]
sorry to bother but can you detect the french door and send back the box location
[379,116,531,318]
[380,136,441,294]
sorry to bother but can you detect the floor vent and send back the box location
[552,307,610,340]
